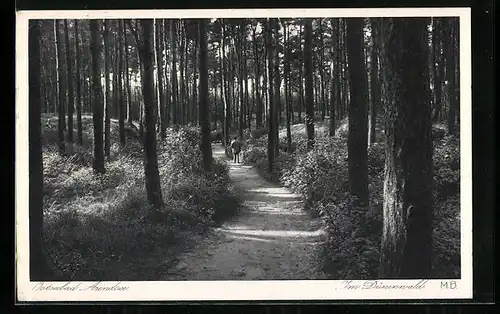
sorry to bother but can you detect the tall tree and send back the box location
[304,18,315,150]
[170,19,179,125]
[329,18,339,137]
[431,18,444,122]
[54,19,65,155]
[139,19,164,209]
[272,19,280,156]
[74,19,83,145]
[198,19,213,172]
[265,18,276,173]
[252,23,262,129]
[446,18,458,135]
[103,20,111,158]
[380,18,433,278]
[346,17,369,204]
[283,20,292,152]
[238,20,245,139]
[369,18,381,145]
[64,20,74,150]
[90,19,105,174]
[155,19,166,138]
[118,20,126,147]
[125,20,133,125]
[29,19,53,280]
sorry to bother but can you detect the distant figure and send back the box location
[230,136,243,163]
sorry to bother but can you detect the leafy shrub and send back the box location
[320,196,381,279]
[42,119,240,280]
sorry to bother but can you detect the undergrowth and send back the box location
[242,118,460,279]
[41,115,239,280]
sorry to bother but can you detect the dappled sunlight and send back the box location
[218,226,325,239]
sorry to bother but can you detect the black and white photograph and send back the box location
[16,8,472,301]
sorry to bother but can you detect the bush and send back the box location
[320,196,381,279]
[42,121,240,280]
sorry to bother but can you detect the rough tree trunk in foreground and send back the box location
[140,19,164,210]
[304,18,315,150]
[90,20,105,174]
[380,18,433,279]
[346,17,369,204]
[29,19,54,280]
[198,19,213,172]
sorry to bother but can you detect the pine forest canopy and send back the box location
[30,16,461,280]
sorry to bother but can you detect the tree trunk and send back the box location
[273,19,280,156]
[329,18,338,137]
[298,24,303,123]
[74,19,83,145]
[125,21,133,125]
[155,19,166,138]
[304,19,315,151]
[192,31,199,126]
[139,19,164,210]
[380,18,433,279]
[103,20,111,158]
[319,19,326,121]
[118,20,126,147]
[238,21,244,139]
[265,19,275,173]
[198,19,212,172]
[63,20,74,150]
[90,19,105,174]
[220,21,231,146]
[432,19,444,122]
[179,24,186,124]
[29,19,54,280]
[283,21,292,152]
[253,25,262,129]
[346,17,369,204]
[446,18,458,135]
[54,20,65,155]
[170,20,179,125]
[369,18,381,145]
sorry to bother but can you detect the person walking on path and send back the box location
[230,136,243,163]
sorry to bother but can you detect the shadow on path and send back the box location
[163,144,327,280]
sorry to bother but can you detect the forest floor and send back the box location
[163,145,328,280]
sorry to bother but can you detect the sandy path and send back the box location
[163,145,328,280]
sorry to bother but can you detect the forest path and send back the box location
[163,144,328,280]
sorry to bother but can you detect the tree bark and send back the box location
[253,25,262,129]
[304,19,315,151]
[238,21,245,139]
[103,20,111,158]
[346,17,369,204]
[446,18,458,135]
[283,21,292,152]
[155,19,166,138]
[198,19,213,172]
[139,19,164,210]
[380,18,433,279]
[265,19,275,173]
[54,20,65,155]
[369,18,381,145]
[118,20,126,147]
[273,19,280,156]
[90,19,105,174]
[170,20,179,125]
[125,20,133,125]
[63,20,74,149]
[29,19,54,280]
[329,18,338,137]
[74,20,83,145]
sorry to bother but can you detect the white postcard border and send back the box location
[15,8,473,302]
